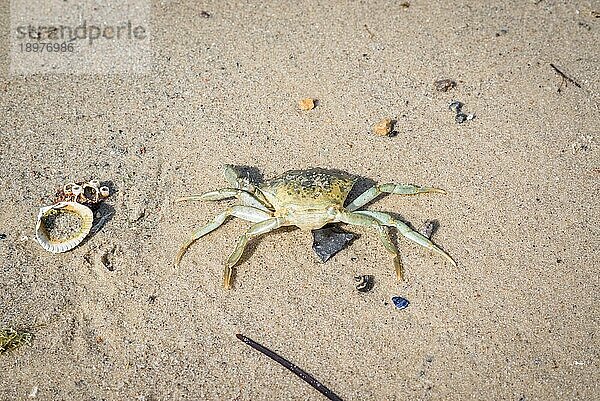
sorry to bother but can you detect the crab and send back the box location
[175,166,456,289]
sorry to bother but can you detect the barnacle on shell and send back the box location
[71,184,83,200]
[99,186,110,198]
[35,201,94,253]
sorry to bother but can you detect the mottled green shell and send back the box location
[260,168,356,209]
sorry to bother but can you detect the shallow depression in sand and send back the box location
[43,210,83,241]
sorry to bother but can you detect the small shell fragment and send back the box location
[373,118,394,136]
[354,275,375,292]
[35,201,94,253]
[298,98,316,111]
[392,296,410,310]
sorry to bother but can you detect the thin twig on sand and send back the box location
[236,334,344,401]
[550,63,582,92]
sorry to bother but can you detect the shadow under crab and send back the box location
[174,165,456,289]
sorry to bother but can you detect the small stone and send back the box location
[449,101,474,124]
[434,79,457,92]
[312,226,354,262]
[0,234,6,240]
[449,101,463,113]
[299,98,316,111]
[392,296,410,309]
[373,117,394,136]
[418,220,438,238]
[455,113,468,124]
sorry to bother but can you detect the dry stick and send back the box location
[236,334,344,401]
[550,63,582,88]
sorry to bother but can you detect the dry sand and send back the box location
[1,1,599,400]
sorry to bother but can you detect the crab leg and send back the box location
[354,210,456,266]
[174,206,273,268]
[346,183,446,211]
[337,212,404,280]
[176,188,271,212]
[223,217,286,289]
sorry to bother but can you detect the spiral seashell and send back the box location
[35,202,94,253]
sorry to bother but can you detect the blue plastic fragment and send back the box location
[391,296,410,310]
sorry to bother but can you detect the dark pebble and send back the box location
[392,296,410,310]
[312,226,354,262]
[0,234,6,240]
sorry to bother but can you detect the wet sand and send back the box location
[1,1,598,400]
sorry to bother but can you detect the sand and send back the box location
[1,1,598,400]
